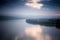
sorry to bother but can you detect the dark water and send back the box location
[0,19,60,40]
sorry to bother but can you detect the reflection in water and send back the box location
[24,25,51,40]
[25,25,43,40]
[25,25,43,36]
[1,19,60,40]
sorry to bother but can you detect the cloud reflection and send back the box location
[24,25,51,40]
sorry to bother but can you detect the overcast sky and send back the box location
[1,0,60,18]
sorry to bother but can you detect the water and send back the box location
[0,19,60,40]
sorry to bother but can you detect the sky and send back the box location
[1,0,60,19]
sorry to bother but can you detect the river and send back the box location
[0,19,60,40]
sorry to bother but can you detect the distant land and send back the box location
[26,19,60,29]
[0,16,24,21]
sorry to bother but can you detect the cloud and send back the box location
[25,0,43,9]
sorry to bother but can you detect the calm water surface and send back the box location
[1,19,60,40]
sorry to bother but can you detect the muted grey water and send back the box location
[1,19,60,40]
